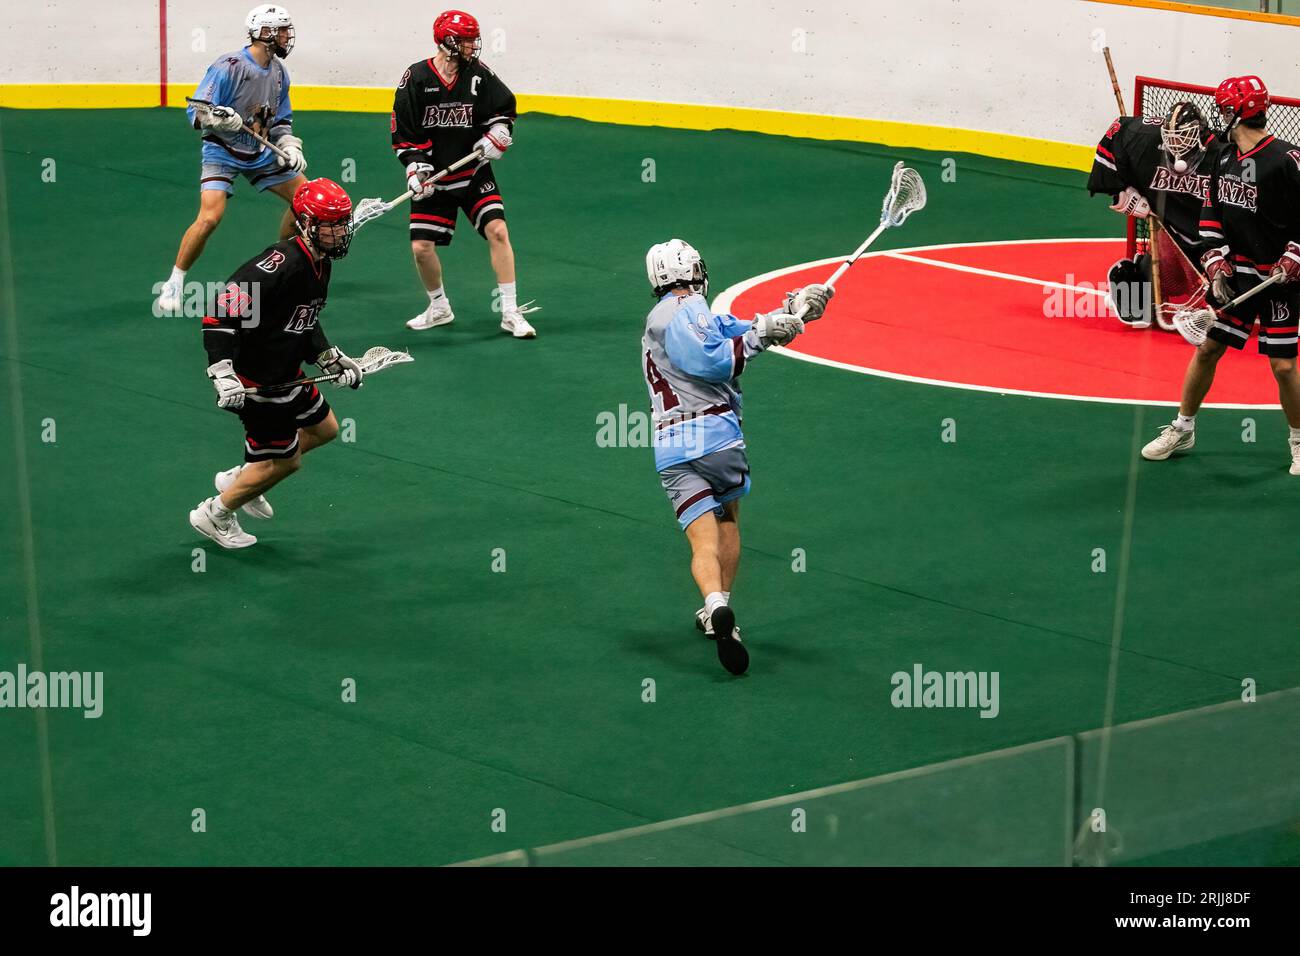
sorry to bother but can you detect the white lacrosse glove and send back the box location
[317,347,365,389]
[207,359,245,410]
[751,309,805,349]
[474,123,512,162]
[1109,187,1151,220]
[276,134,307,174]
[785,283,835,321]
[203,105,245,135]
[405,162,439,200]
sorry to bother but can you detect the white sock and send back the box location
[498,281,517,313]
[210,496,233,516]
[704,591,726,615]
[722,591,731,605]
[427,286,448,305]
[1174,414,1196,432]
[169,265,185,285]
[1290,426,1300,444]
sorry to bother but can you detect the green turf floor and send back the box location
[1,108,1298,866]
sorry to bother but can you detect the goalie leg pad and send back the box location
[1107,255,1152,325]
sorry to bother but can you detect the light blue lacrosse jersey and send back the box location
[641,292,764,470]
[188,48,293,169]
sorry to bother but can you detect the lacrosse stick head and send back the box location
[1172,305,1216,346]
[357,346,415,373]
[351,197,390,231]
[880,162,927,227]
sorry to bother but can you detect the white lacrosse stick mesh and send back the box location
[881,162,927,227]
[357,346,414,373]
[351,197,390,230]
[1171,304,1216,346]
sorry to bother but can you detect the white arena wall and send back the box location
[2,0,1297,168]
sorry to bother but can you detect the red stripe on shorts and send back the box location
[675,488,715,518]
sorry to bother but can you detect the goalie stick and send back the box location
[186,96,293,164]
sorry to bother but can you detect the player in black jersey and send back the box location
[391,9,538,338]
[1088,103,1218,323]
[1141,76,1300,475]
[189,178,366,549]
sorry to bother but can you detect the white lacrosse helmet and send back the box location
[246,4,295,58]
[646,238,708,297]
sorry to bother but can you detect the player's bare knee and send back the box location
[196,211,223,235]
[484,220,508,245]
[1269,356,1297,379]
[1196,340,1227,363]
[276,454,303,476]
[411,240,437,260]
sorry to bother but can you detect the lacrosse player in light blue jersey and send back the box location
[642,239,832,675]
[154,5,309,315]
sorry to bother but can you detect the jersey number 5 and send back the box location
[645,352,680,412]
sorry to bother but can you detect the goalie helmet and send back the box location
[292,178,354,260]
[647,239,708,298]
[1160,102,1210,174]
[1214,75,1270,130]
[246,4,295,58]
[434,10,482,66]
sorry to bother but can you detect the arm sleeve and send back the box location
[478,72,517,135]
[392,70,432,167]
[269,66,293,142]
[664,310,749,382]
[1086,117,1131,197]
[188,61,231,130]
[306,322,331,362]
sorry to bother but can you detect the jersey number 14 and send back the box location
[645,352,680,412]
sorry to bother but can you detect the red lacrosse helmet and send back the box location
[292,178,354,259]
[434,10,481,64]
[1215,75,1270,125]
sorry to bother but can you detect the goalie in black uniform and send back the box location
[1088,102,1219,324]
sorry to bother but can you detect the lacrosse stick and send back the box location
[795,161,927,320]
[1171,273,1285,346]
[242,347,415,395]
[186,97,293,164]
[1102,48,1168,326]
[351,149,484,231]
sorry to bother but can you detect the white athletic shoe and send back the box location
[500,301,539,338]
[406,301,455,330]
[1141,424,1196,461]
[189,497,257,550]
[155,276,184,316]
[215,466,273,519]
[1289,440,1300,476]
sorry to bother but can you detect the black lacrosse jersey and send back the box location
[1088,115,1222,257]
[202,237,333,386]
[391,58,516,172]
[1199,134,1300,291]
